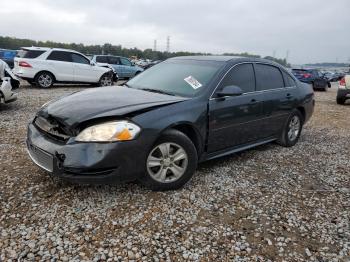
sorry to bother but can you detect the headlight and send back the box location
[76,121,141,142]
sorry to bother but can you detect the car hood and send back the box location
[38,86,188,128]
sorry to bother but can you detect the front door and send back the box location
[109,56,124,78]
[208,63,265,153]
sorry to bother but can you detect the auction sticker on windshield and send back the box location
[184,76,202,89]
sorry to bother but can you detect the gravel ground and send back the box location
[0,83,349,261]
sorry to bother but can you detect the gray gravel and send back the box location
[0,83,349,261]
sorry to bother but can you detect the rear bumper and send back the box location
[26,123,149,184]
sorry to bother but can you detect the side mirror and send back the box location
[217,85,243,97]
[90,61,96,66]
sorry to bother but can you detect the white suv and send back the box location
[13,47,113,88]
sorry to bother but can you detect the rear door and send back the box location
[46,51,74,81]
[254,63,297,137]
[71,53,97,82]
[208,63,265,153]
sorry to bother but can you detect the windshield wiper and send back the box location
[140,88,176,96]
[124,83,131,88]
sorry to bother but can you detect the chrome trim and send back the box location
[26,146,53,173]
[209,61,298,100]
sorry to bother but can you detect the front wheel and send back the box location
[139,129,198,191]
[98,73,113,87]
[277,110,303,147]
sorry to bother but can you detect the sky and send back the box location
[0,0,349,64]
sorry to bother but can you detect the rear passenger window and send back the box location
[96,56,108,63]
[47,51,71,62]
[255,64,284,91]
[282,71,296,87]
[218,64,255,93]
[109,56,120,65]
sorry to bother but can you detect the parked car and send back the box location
[292,69,330,91]
[92,55,143,79]
[26,56,314,190]
[0,59,18,104]
[13,47,113,88]
[0,49,17,69]
[143,60,162,70]
[337,75,350,105]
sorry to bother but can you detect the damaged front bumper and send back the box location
[0,77,17,104]
[26,122,149,184]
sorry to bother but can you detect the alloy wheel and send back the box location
[38,74,52,88]
[288,115,300,141]
[100,75,113,86]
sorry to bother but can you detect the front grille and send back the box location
[34,116,70,141]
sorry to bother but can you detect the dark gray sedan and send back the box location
[26,56,314,190]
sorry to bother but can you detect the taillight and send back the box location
[303,73,311,78]
[339,77,346,86]
[19,61,32,68]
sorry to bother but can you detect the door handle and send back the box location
[250,99,259,104]
[286,93,293,99]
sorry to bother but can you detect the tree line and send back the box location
[0,36,290,66]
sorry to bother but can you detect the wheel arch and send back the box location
[160,122,204,158]
[296,106,306,123]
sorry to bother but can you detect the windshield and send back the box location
[127,59,224,97]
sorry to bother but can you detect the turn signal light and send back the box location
[116,128,132,141]
[339,77,346,86]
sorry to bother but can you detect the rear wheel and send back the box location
[139,129,198,191]
[277,110,303,147]
[35,72,54,88]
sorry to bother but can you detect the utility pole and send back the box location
[166,36,170,53]
[153,39,157,52]
[272,50,276,58]
[286,50,289,63]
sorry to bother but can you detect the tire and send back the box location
[327,82,331,88]
[35,72,54,88]
[98,73,113,87]
[277,110,303,147]
[139,129,198,191]
[336,97,345,105]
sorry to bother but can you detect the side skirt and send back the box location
[203,137,277,162]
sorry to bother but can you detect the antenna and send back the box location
[166,36,170,53]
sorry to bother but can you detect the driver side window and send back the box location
[217,63,255,94]
[120,57,132,66]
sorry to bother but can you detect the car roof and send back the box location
[168,55,286,68]
[21,46,80,53]
[169,55,244,62]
